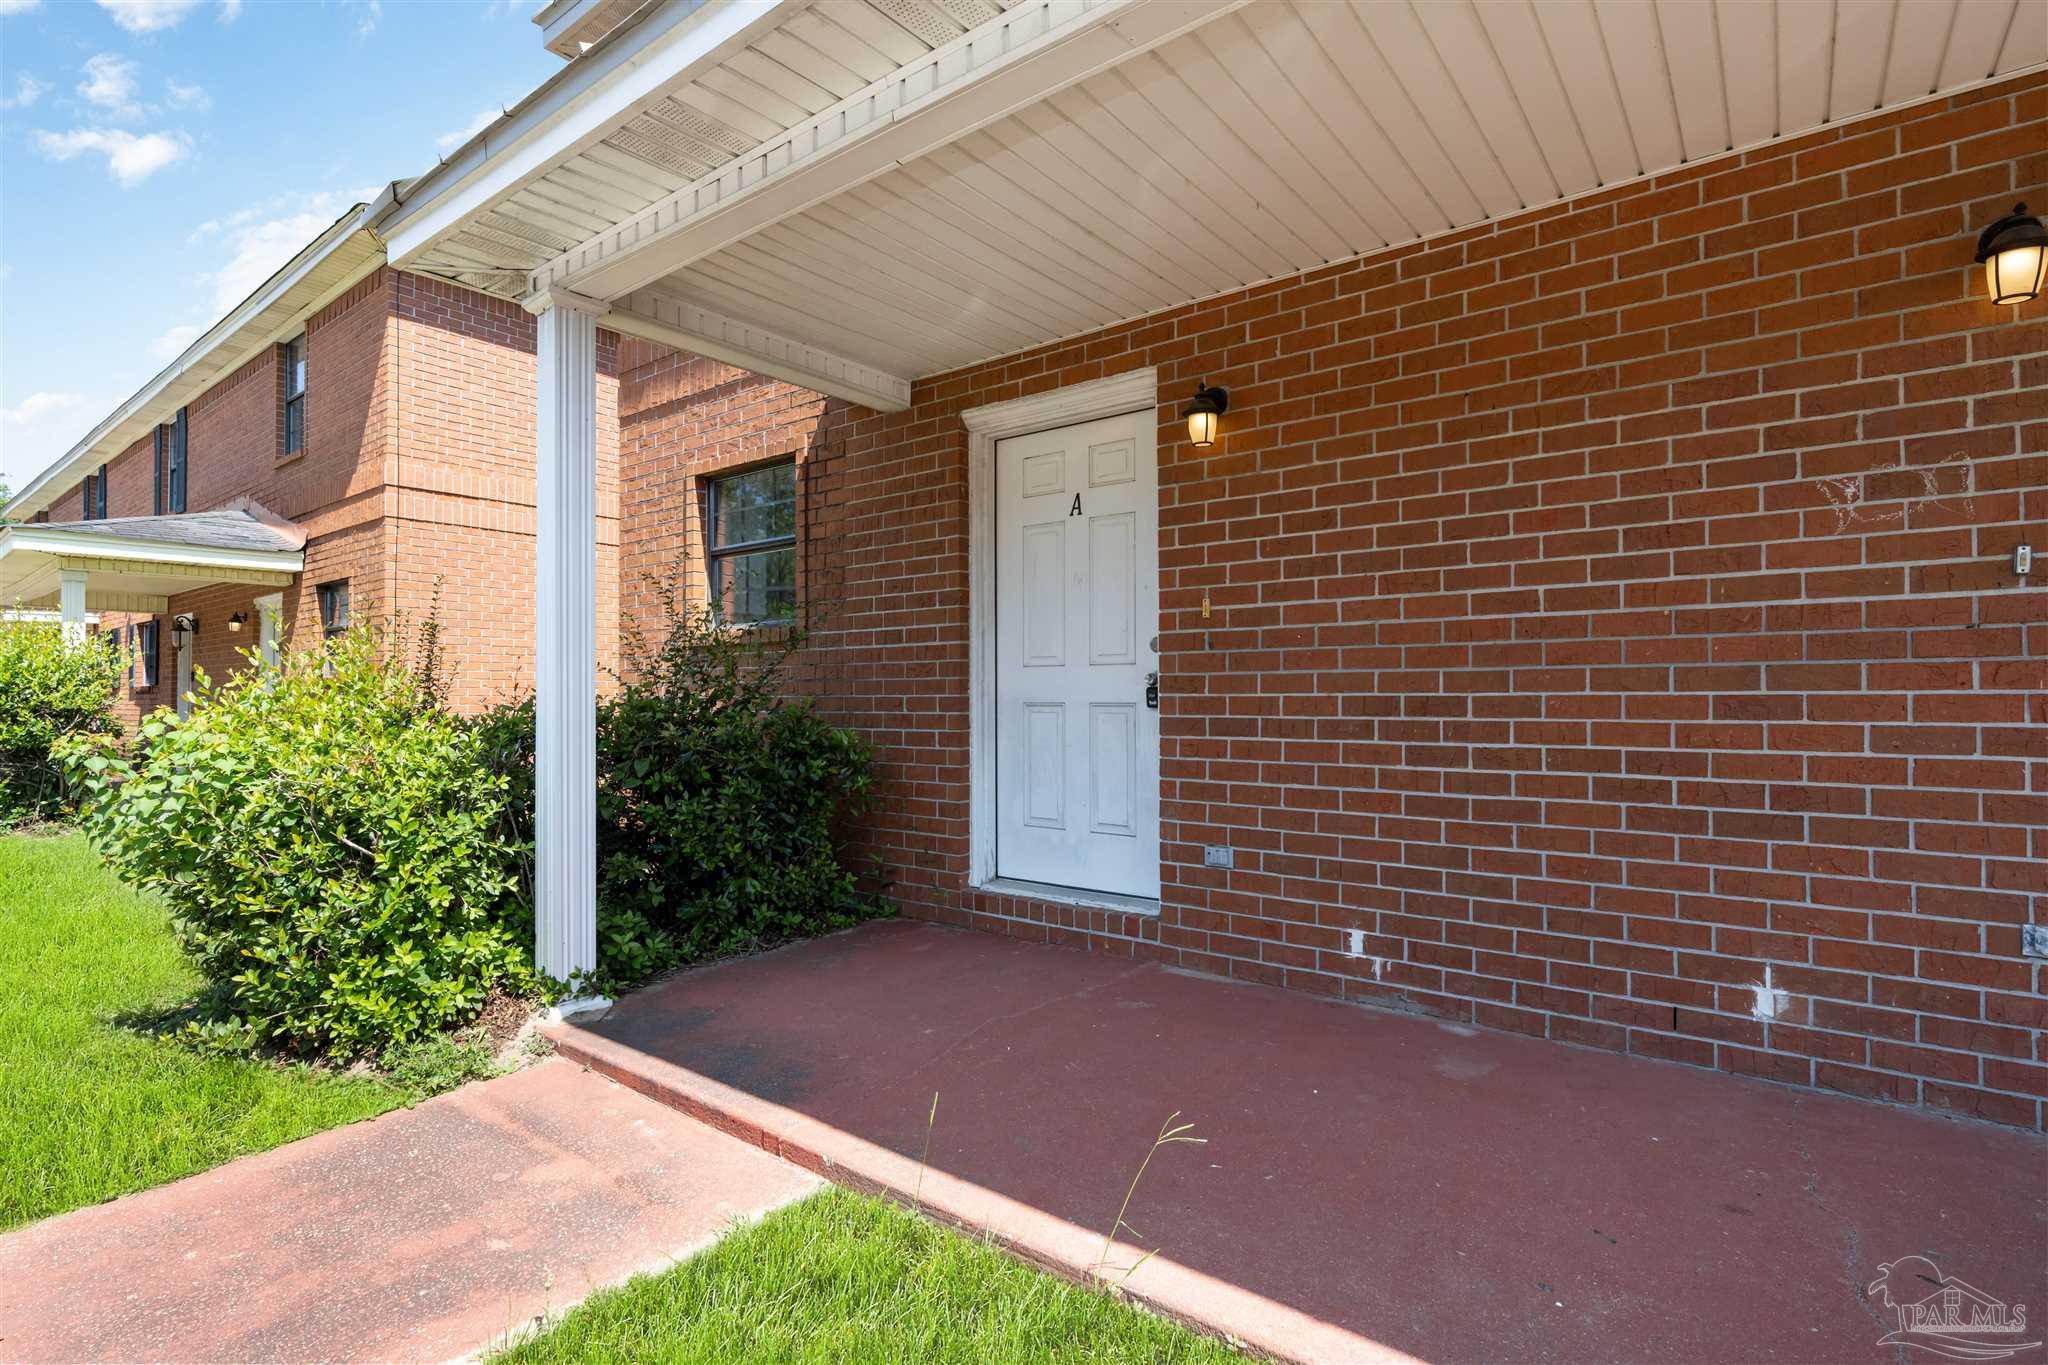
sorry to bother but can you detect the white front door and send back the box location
[994,410,1159,899]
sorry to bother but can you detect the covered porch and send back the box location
[0,509,303,653]
[547,919,2048,1362]
[376,0,2048,996]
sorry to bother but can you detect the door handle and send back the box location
[1144,672,1159,709]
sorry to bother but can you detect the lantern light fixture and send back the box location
[1184,381,1228,449]
[228,611,248,633]
[1975,202,2047,306]
[170,613,198,650]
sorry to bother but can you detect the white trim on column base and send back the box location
[544,994,614,1023]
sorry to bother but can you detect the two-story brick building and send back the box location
[2,206,624,720]
[5,0,2045,1132]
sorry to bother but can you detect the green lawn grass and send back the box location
[497,1185,1244,1364]
[0,831,402,1229]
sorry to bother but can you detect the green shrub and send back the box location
[479,587,882,994]
[0,622,124,825]
[60,627,533,1058]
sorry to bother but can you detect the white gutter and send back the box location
[0,524,306,577]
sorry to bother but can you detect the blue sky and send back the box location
[0,0,564,497]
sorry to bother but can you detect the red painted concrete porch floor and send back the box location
[550,919,2047,1365]
[0,1059,818,1363]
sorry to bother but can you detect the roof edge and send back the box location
[2,185,399,522]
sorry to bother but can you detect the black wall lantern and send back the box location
[227,611,248,633]
[1184,381,1228,449]
[1976,202,2046,306]
[170,613,198,651]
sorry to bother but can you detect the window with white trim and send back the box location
[705,460,797,624]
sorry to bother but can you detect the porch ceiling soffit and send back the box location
[516,0,2043,388]
[389,0,1068,299]
[526,0,1243,304]
[380,0,803,286]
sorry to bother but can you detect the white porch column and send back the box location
[254,591,284,667]
[58,568,88,647]
[524,287,611,1015]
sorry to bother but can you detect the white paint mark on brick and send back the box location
[1749,964,1791,1022]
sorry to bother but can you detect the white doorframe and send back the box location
[961,366,1159,901]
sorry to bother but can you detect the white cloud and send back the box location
[216,0,239,20]
[202,190,364,313]
[353,0,380,37]
[435,107,499,152]
[96,0,201,34]
[0,392,109,502]
[164,77,208,111]
[0,73,44,109]
[148,323,202,362]
[78,53,142,119]
[0,392,89,428]
[0,0,43,15]
[33,127,190,186]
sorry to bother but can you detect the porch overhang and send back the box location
[0,511,305,617]
[409,0,2048,1015]
[386,0,2046,404]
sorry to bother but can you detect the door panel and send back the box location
[994,409,1159,898]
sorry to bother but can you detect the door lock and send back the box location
[1144,672,1159,709]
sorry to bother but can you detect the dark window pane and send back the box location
[282,338,306,456]
[138,620,159,688]
[710,462,795,548]
[318,581,350,639]
[711,546,796,623]
[167,408,187,513]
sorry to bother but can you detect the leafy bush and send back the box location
[0,622,124,826]
[60,626,533,1058]
[480,587,882,994]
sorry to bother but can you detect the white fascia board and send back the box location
[607,288,912,411]
[1,200,391,522]
[382,0,799,270]
[533,0,1246,303]
[0,526,305,577]
[535,0,620,57]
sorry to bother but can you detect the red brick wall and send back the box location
[72,273,398,727]
[619,74,2048,1128]
[388,274,621,710]
[617,342,830,652]
[52,267,613,720]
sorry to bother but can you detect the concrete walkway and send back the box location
[550,919,2048,1365]
[0,1058,818,1363]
